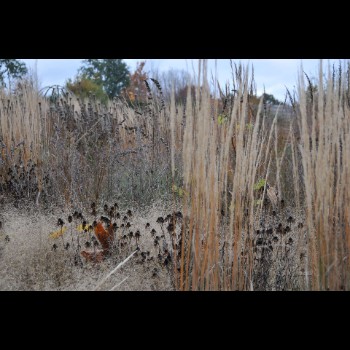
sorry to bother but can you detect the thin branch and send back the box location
[93,250,137,291]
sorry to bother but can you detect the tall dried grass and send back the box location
[177,59,350,291]
[0,76,181,209]
[178,60,275,290]
[297,60,350,290]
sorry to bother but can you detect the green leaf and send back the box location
[218,114,228,125]
[253,178,266,191]
[246,122,254,130]
[172,184,187,197]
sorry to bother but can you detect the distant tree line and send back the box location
[0,59,285,108]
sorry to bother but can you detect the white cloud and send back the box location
[22,59,83,88]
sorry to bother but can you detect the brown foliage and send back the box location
[123,61,149,103]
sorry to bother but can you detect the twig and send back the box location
[93,250,137,291]
[109,277,129,291]
[118,118,126,125]
[35,190,41,206]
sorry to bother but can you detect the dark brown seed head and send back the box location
[272,210,276,216]
[175,211,183,219]
[127,210,132,217]
[287,216,294,223]
[126,222,131,228]
[167,223,175,232]
[298,222,303,228]
[101,216,111,225]
[52,244,57,251]
[145,223,150,229]
[256,238,263,246]
[135,231,141,238]
[156,217,164,224]
[114,203,119,209]
[116,213,120,219]
[128,231,134,238]
[68,215,72,223]
[85,241,91,248]
[57,218,64,226]
[123,216,128,222]
[104,204,108,212]
[93,220,97,227]
[91,202,96,209]
[285,226,291,233]
[121,223,125,228]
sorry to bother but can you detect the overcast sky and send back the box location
[22,59,342,101]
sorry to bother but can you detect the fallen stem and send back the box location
[93,250,137,291]
[109,277,129,291]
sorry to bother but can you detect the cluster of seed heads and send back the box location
[48,205,185,288]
